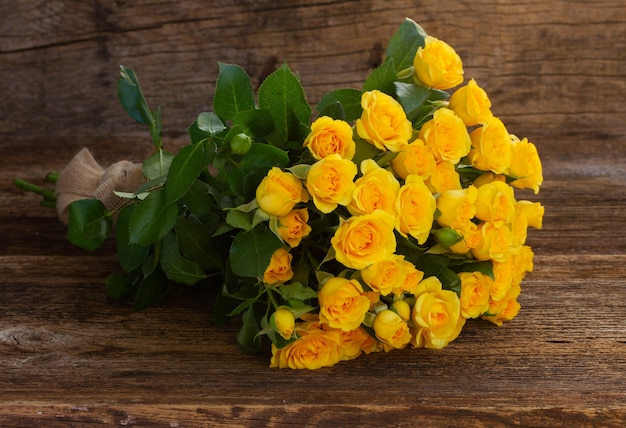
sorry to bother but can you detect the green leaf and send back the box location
[117,65,153,126]
[385,18,427,73]
[67,199,111,251]
[213,63,255,121]
[317,88,363,122]
[363,60,397,95]
[117,65,162,149]
[258,63,312,148]
[133,268,166,311]
[175,217,223,271]
[116,205,151,273]
[317,101,345,121]
[237,306,262,355]
[277,282,318,301]
[142,150,174,180]
[128,188,178,245]
[439,268,461,296]
[197,111,226,135]
[239,142,289,171]
[229,226,283,278]
[160,232,208,286]
[232,108,275,139]
[183,179,214,217]
[166,142,210,204]
[106,273,136,300]
[226,209,254,231]
[453,260,495,280]
[394,81,431,117]
[352,135,382,170]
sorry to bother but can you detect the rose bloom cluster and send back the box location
[254,35,543,369]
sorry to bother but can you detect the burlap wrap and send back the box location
[55,148,147,224]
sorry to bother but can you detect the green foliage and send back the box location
[117,65,162,149]
[128,189,178,245]
[229,226,283,278]
[67,199,111,251]
[258,63,312,148]
[316,88,363,122]
[213,63,255,121]
[385,18,428,73]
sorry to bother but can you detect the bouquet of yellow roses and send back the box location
[16,18,543,370]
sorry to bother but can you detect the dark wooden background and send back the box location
[2,0,626,426]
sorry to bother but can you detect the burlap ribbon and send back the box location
[55,148,147,224]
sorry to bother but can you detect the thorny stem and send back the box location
[13,178,57,203]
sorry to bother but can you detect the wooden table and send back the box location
[2,1,625,426]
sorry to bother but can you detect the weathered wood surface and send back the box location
[1,0,626,426]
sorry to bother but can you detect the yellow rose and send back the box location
[373,309,412,352]
[517,200,544,229]
[263,247,294,285]
[419,108,471,164]
[474,181,516,228]
[331,210,397,270]
[411,276,466,349]
[318,277,371,331]
[509,245,534,285]
[360,254,409,296]
[472,171,506,188]
[272,307,295,340]
[256,167,308,217]
[469,116,513,174]
[458,271,493,319]
[277,208,312,247]
[391,300,411,321]
[491,258,515,302]
[395,261,425,295]
[471,222,513,263]
[336,326,380,361]
[449,78,493,126]
[436,185,478,230]
[395,175,436,244]
[390,138,437,181]
[510,204,528,248]
[413,35,464,90]
[448,222,482,254]
[356,90,413,152]
[270,323,343,370]
[348,159,400,216]
[426,160,462,194]
[483,293,521,326]
[303,116,356,160]
[305,154,357,214]
[509,136,543,194]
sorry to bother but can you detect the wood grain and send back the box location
[1,0,626,426]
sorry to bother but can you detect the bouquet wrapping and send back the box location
[18,18,543,370]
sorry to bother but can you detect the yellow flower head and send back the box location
[356,90,413,152]
[411,276,466,349]
[413,35,464,90]
[331,210,397,270]
[348,159,400,216]
[303,116,356,160]
[419,108,471,164]
[256,167,308,217]
[449,78,493,126]
[395,175,436,244]
[390,138,437,181]
[318,277,371,332]
[373,309,412,352]
[277,208,312,248]
[263,247,294,285]
[305,154,357,213]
